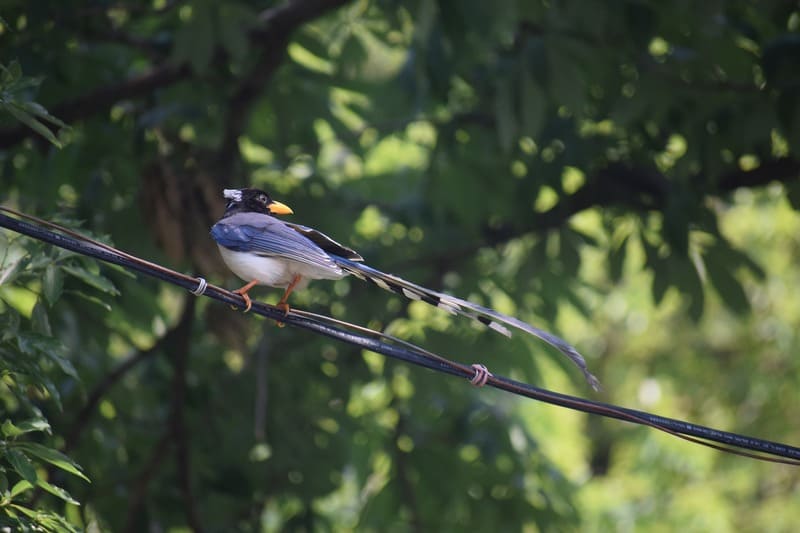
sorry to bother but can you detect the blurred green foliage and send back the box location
[1,0,799,531]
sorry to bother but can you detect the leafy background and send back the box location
[1,0,799,531]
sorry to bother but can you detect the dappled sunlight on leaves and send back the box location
[2,0,800,530]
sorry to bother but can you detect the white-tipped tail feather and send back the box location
[332,257,600,390]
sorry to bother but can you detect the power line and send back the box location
[1,207,798,465]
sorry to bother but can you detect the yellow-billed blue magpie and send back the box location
[211,187,599,389]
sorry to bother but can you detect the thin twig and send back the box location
[0,0,353,150]
[64,323,178,451]
[123,429,173,533]
[167,299,204,532]
[393,411,422,533]
[253,332,271,441]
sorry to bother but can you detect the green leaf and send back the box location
[30,299,51,336]
[44,350,79,381]
[61,265,119,295]
[644,240,670,305]
[0,60,21,85]
[742,258,766,281]
[705,256,750,315]
[34,478,79,505]
[8,503,80,532]
[671,256,705,321]
[219,4,256,63]
[424,27,451,99]
[494,77,516,152]
[651,261,669,305]
[14,443,89,482]
[786,181,800,211]
[663,192,692,255]
[10,502,38,518]
[63,289,112,311]
[0,249,30,286]
[15,332,78,380]
[762,35,800,89]
[17,419,51,435]
[1,418,51,438]
[546,37,585,112]
[2,420,23,438]
[0,305,20,341]
[16,331,62,357]
[43,264,63,305]
[5,449,37,484]
[17,101,68,129]
[559,230,581,277]
[717,244,766,281]
[9,479,33,499]
[37,377,63,410]
[1,102,63,148]
[172,0,216,73]
[608,234,628,283]
[520,67,546,139]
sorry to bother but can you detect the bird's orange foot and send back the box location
[231,280,258,312]
[273,275,300,327]
[233,290,252,312]
[274,302,291,327]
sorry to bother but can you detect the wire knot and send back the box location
[469,364,492,387]
[191,277,208,296]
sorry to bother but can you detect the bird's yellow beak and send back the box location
[268,200,294,215]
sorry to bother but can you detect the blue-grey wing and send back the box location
[211,212,341,272]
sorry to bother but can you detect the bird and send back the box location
[210,187,599,390]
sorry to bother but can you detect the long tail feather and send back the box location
[333,257,600,390]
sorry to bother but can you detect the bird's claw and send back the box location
[232,290,252,313]
[274,302,290,327]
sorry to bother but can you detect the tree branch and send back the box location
[123,429,173,533]
[168,299,204,532]
[0,0,352,151]
[253,0,350,37]
[253,333,271,440]
[481,162,671,245]
[503,157,800,239]
[718,157,800,191]
[64,342,159,452]
[214,0,351,170]
[392,412,422,533]
[27,298,197,508]
[0,64,191,149]
[63,298,197,452]
[399,157,800,270]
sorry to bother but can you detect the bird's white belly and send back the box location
[217,245,345,288]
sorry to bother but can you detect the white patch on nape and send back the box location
[223,188,243,202]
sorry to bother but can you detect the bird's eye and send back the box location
[258,194,267,204]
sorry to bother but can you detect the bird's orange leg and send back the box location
[232,279,259,312]
[274,275,302,327]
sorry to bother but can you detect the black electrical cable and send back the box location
[1,208,799,465]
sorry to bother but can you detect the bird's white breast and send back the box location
[217,245,345,288]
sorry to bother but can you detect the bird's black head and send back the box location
[222,188,294,217]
